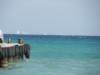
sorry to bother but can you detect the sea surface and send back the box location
[0,34,100,75]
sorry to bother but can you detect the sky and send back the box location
[0,0,100,36]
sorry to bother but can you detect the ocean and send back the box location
[0,34,100,75]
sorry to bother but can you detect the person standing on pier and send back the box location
[0,29,4,43]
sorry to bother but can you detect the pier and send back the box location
[0,43,30,67]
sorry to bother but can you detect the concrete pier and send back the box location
[0,43,30,67]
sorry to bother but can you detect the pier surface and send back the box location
[0,43,23,47]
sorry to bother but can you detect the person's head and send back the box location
[18,38,23,44]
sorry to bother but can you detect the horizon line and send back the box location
[4,33,100,37]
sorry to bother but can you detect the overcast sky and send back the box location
[0,0,100,35]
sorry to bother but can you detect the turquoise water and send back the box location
[0,34,100,75]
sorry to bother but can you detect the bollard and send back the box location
[0,48,8,67]
[19,45,24,60]
[13,45,19,62]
